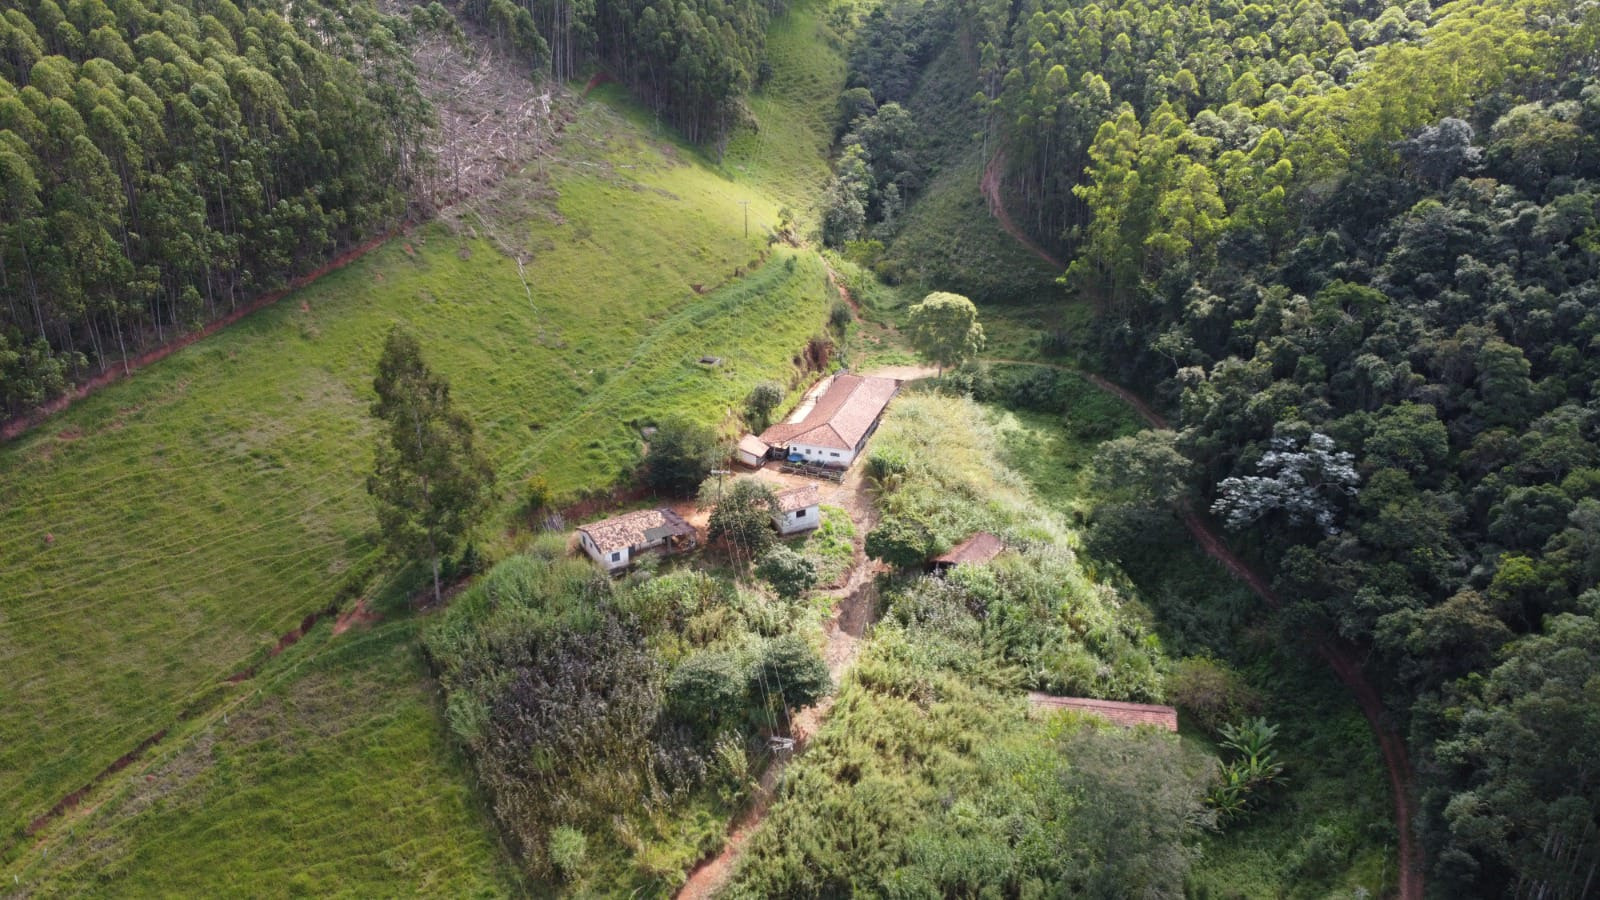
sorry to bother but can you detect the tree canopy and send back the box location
[0,0,428,416]
[907,291,984,374]
[367,326,494,605]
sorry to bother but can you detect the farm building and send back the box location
[759,374,899,467]
[736,434,771,467]
[930,532,1006,573]
[576,508,697,572]
[772,484,820,535]
[1026,693,1179,732]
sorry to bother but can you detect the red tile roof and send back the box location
[1026,693,1179,732]
[760,374,899,451]
[934,532,1005,566]
[775,484,819,513]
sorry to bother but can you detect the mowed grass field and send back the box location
[17,619,519,896]
[0,90,834,849]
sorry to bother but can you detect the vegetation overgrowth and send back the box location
[422,540,831,889]
[978,380,1396,894]
[825,0,1600,891]
[729,391,1218,894]
[0,91,827,846]
[1009,4,1600,892]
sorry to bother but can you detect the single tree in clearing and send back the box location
[367,326,495,605]
[907,291,985,376]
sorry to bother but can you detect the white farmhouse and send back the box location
[759,374,899,468]
[576,508,697,572]
[773,484,820,535]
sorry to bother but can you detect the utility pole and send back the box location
[739,200,749,238]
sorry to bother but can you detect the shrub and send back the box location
[744,381,785,432]
[751,634,831,714]
[1167,657,1261,734]
[830,299,854,332]
[667,650,751,735]
[756,545,819,599]
[709,479,780,560]
[644,418,720,497]
[866,515,936,569]
[547,826,588,881]
[525,474,552,513]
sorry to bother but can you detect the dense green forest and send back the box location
[453,0,781,144]
[919,0,1599,895]
[0,0,428,415]
[810,0,1600,894]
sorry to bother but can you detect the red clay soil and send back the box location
[24,729,166,837]
[0,228,403,444]
[676,774,780,900]
[980,156,1424,899]
[981,150,1067,270]
[581,70,616,96]
[677,467,883,898]
[332,598,382,635]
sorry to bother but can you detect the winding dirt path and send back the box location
[676,463,884,899]
[979,155,1423,899]
[982,150,1066,270]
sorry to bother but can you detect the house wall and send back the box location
[788,442,853,466]
[775,504,820,535]
[579,532,631,570]
[736,448,765,467]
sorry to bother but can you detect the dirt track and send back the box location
[676,412,902,898]
[980,155,1423,900]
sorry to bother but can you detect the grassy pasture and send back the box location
[15,618,517,896]
[723,0,849,219]
[0,90,830,846]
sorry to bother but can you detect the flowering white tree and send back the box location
[1212,432,1359,534]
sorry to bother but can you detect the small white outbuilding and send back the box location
[576,508,697,572]
[772,484,820,535]
[736,434,771,468]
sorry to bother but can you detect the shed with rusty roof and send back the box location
[1026,693,1179,732]
[576,508,697,571]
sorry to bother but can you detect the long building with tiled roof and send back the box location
[759,374,899,467]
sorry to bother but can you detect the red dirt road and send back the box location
[981,155,1423,899]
